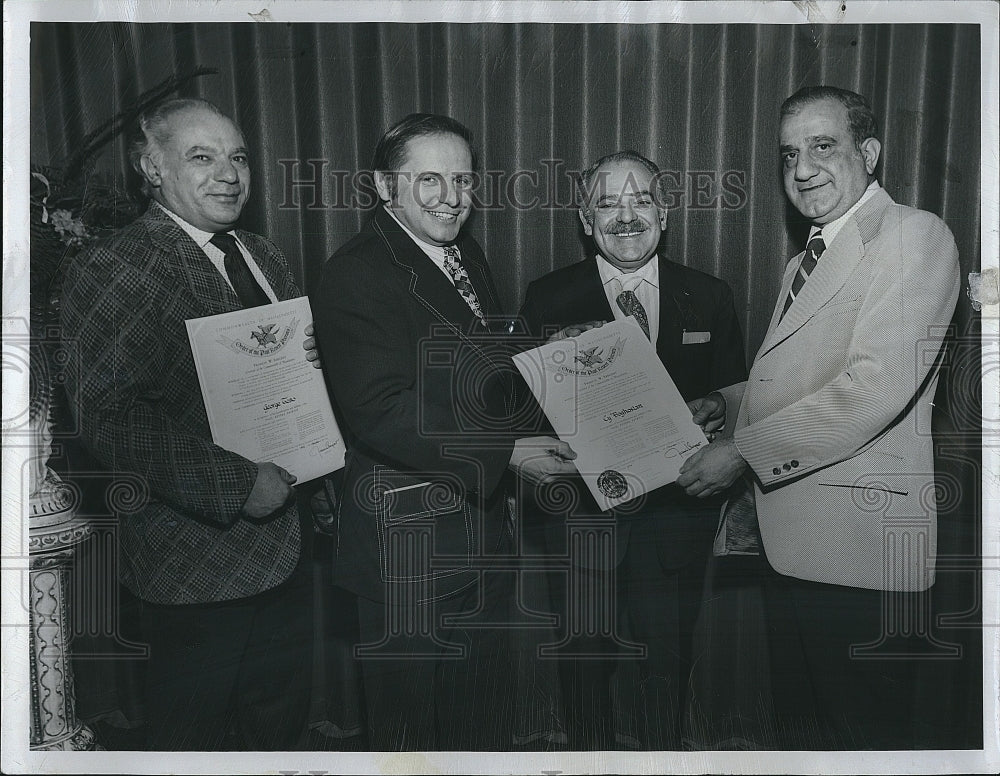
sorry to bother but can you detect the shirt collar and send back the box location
[597,254,659,294]
[383,204,450,263]
[810,180,881,245]
[154,200,231,248]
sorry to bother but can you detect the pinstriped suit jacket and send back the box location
[60,204,303,605]
[719,189,960,592]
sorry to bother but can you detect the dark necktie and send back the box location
[210,233,270,308]
[616,289,651,339]
[780,233,826,320]
[443,245,487,327]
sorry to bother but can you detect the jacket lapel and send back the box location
[236,230,296,301]
[758,188,893,357]
[371,207,484,333]
[658,257,708,354]
[582,260,616,322]
[142,206,242,317]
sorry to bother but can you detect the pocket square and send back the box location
[682,330,711,344]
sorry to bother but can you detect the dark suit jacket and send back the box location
[61,204,303,605]
[518,255,747,568]
[312,207,519,602]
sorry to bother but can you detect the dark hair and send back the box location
[128,98,236,195]
[780,86,879,149]
[371,113,477,198]
[578,149,663,222]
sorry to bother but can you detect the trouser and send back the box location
[138,541,313,750]
[763,568,933,749]
[548,515,713,750]
[354,566,519,751]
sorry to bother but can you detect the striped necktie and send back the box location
[780,232,826,320]
[616,289,651,340]
[443,245,487,327]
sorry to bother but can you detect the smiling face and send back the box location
[375,132,474,246]
[779,97,881,225]
[579,160,667,272]
[140,106,250,232]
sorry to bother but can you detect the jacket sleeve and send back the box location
[734,209,960,487]
[312,251,514,496]
[709,279,749,389]
[60,242,258,527]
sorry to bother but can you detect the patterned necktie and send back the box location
[443,245,487,327]
[210,233,270,308]
[616,289,651,339]
[780,233,826,320]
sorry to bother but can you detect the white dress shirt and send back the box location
[809,180,882,246]
[597,254,660,347]
[157,201,278,302]
[383,204,458,284]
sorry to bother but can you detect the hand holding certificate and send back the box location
[185,296,345,482]
[512,317,707,510]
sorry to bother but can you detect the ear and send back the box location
[139,154,162,188]
[578,208,593,236]
[859,137,881,175]
[657,207,667,230]
[374,171,392,203]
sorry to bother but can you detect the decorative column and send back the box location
[28,460,97,750]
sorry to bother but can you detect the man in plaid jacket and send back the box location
[61,98,312,750]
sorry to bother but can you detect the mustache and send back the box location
[605,221,649,235]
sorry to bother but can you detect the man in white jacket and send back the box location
[677,85,961,748]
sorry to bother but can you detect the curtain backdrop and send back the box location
[32,22,981,350]
[31,20,984,747]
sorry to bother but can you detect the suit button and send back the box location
[791,460,799,467]
[773,467,781,475]
[783,463,791,471]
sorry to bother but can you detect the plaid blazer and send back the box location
[61,204,303,604]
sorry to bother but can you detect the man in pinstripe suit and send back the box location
[61,98,313,750]
[676,86,961,747]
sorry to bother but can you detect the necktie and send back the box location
[780,233,826,320]
[210,233,270,308]
[443,245,487,327]
[616,289,650,339]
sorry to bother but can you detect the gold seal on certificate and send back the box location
[185,296,345,482]
[512,317,707,510]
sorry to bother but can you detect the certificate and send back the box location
[512,317,707,510]
[185,296,345,482]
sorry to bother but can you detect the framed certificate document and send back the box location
[513,317,707,510]
[185,296,345,482]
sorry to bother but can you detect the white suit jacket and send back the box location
[719,188,960,592]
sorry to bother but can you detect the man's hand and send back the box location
[303,322,321,369]
[677,437,747,498]
[508,436,578,485]
[242,462,297,520]
[687,391,727,438]
[546,320,607,343]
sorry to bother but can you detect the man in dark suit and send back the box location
[678,86,961,747]
[517,150,747,749]
[311,113,576,750]
[61,98,314,750]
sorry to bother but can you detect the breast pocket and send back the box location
[808,295,862,324]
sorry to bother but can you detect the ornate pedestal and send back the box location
[28,472,98,751]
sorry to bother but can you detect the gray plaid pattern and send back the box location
[61,205,302,604]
